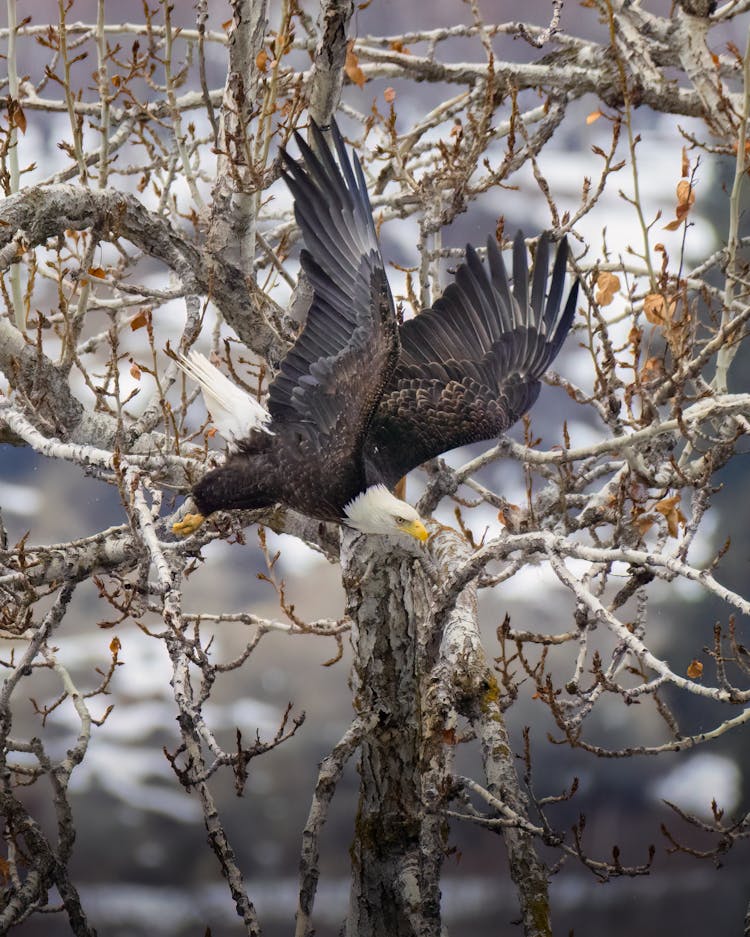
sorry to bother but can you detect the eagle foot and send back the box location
[173,513,206,537]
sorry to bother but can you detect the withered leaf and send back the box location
[595,271,620,306]
[676,179,695,208]
[633,512,656,536]
[9,100,26,134]
[643,293,676,325]
[639,356,664,383]
[654,494,686,538]
[130,310,148,331]
[345,41,366,89]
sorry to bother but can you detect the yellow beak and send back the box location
[398,518,429,542]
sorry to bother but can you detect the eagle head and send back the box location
[344,485,429,542]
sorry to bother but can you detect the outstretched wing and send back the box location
[267,121,399,456]
[364,231,578,487]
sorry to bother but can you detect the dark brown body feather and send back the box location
[190,122,578,524]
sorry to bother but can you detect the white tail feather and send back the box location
[175,350,273,448]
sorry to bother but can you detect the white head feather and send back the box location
[344,485,428,541]
[175,350,272,449]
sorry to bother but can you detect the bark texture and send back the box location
[342,530,447,937]
[342,527,554,935]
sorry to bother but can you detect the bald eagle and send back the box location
[173,122,578,542]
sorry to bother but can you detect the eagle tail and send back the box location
[175,351,273,447]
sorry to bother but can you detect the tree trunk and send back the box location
[341,530,448,937]
[342,527,554,936]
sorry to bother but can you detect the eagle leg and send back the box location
[173,512,206,537]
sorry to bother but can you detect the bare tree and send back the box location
[2,1,750,935]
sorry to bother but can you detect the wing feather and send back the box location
[364,232,578,487]
[512,231,530,329]
[268,122,399,454]
[529,232,550,328]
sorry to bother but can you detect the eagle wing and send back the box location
[363,232,578,488]
[268,122,399,457]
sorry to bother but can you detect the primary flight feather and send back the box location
[173,120,578,542]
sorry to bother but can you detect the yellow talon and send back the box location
[172,513,206,537]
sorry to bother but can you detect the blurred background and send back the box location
[2,0,750,934]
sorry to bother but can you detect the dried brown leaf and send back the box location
[598,271,620,293]
[643,293,676,325]
[676,179,695,208]
[633,513,656,536]
[595,271,620,307]
[639,356,664,383]
[9,100,26,134]
[654,494,686,538]
[345,41,366,89]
